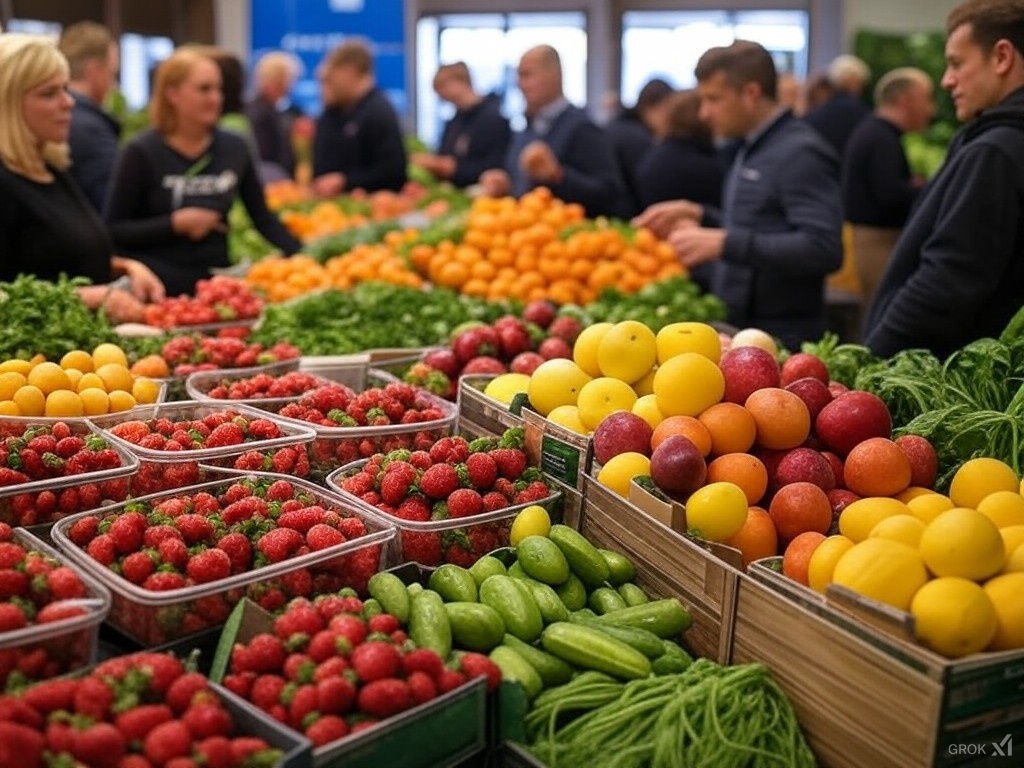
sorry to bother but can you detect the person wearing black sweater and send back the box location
[105,49,300,297]
[246,51,300,178]
[805,55,872,157]
[312,40,407,197]
[865,1,1024,358]
[410,62,510,188]
[605,78,674,217]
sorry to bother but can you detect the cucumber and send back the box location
[617,582,650,607]
[555,573,588,612]
[444,602,505,652]
[368,572,411,623]
[469,555,506,586]
[549,525,610,587]
[409,590,452,659]
[429,564,478,603]
[598,549,636,586]
[361,598,383,619]
[479,575,544,642]
[507,561,528,580]
[490,646,544,700]
[588,587,628,615]
[540,622,651,680]
[571,608,598,621]
[569,616,665,659]
[406,582,425,599]
[516,536,570,585]
[595,599,692,638]
[519,578,570,624]
[502,634,574,686]
[651,641,693,675]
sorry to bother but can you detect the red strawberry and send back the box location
[186,549,232,584]
[115,704,174,742]
[121,551,157,585]
[205,422,245,448]
[143,571,187,591]
[313,657,349,683]
[0,542,24,568]
[195,736,235,768]
[246,419,281,440]
[457,652,503,691]
[221,497,268,525]
[135,653,185,695]
[250,674,287,711]
[68,515,101,546]
[143,524,183,548]
[266,480,295,501]
[183,703,233,739]
[0,721,45,768]
[46,565,86,600]
[274,602,324,641]
[71,722,126,768]
[367,614,401,634]
[20,678,79,714]
[400,530,442,566]
[283,653,316,684]
[157,538,189,571]
[437,668,467,694]
[257,528,304,563]
[394,495,430,521]
[73,676,114,719]
[379,473,413,506]
[221,483,252,504]
[515,480,551,504]
[230,736,276,765]
[36,602,86,623]
[357,679,413,718]
[109,512,147,553]
[176,514,215,544]
[143,720,192,766]
[490,448,527,480]
[44,720,75,756]
[222,671,255,699]
[328,614,368,648]
[305,715,348,747]
[466,453,498,490]
[0,603,27,631]
[166,671,212,714]
[281,568,313,598]
[419,463,459,500]
[350,641,402,683]
[86,534,118,566]
[0,569,27,599]
[288,684,319,729]
[481,491,509,512]
[217,532,252,573]
[402,648,444,680]
[315,676,356,716]
[306,524,345,551]
[278,506,325,533]
[245,634,287,674]
[407,670,438,705]
[447,488,483,518]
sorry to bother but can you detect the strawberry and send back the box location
[315,675,356,716]
[109,512,148,553]
[469,524,503,555]
[222,671,255,699]
[400,531,442,566]
[515,480,551,504]
[437,668,467,694]
[350,641,401,683]
[143,720,192,766]
[274,602,324,641]
[109,422,149,444]
[357,679,413,718]
[216,532,252,572]
[465,452,498,489]
[250,674,287,710]
[306,524,345,551]
[136,653,186,695]
[192,492,221,515]
[419,463,459,500]
[0,603,27,631]
[36,602,86,623]
[482,491,509,512]
[0,542,24,568]
[278,506,325,533]
[221,482,252,504]
[490,448,527,480]
[283,654,316,684]
[367,614,400,635]
[221,497,267,525]
[402,648,444,680]
[143,571,187,591]
[0,569,27,599]
[337,517,367,538]
[288,684,319,729]
[184,703,233,739]
[407,670,438,705]
[68,515,101,546]
[157,538,189,571]
[166,671,213,714]
[328,614,368,648]
[195,736,235,768]
[447,488,483,518]
[281,568,313,598]
[230,736,276,765]
[71,722,126,768]
[121,551,157,585]
[115,704,174,742]
[457,652,503,691]
[73,675,114,719]
[86,533,118,566]
[257,528,304,563]
[204,422,246,448]
[245,634,287,674]
[270,447,300,474]
[305,714,348,747]
[186,549,232,584]
[313,656,349,683]
[20,678,79,714]
[444,542,477,568]
[0,722,45,768]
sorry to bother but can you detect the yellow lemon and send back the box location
[807,535,855,593]
[596,320,657,384]
[13,385,45,417]
[631,394,664,430]
[576,377,637,431]
[838,497,909,542]
[107,390,137,413]
[655,321,722,364]
[546,405,588,435]
[0,359,32,376]
[0,401,21,416]
[64,369,83,389]
[911,577,998,657]
[684,482,749,542]
[869,514,926,548]
[92,342,129,369]
[78,387,111,416]
[44,390,84,418]
[653,352,725,417]
[95,363,134,393]
[26,362,72,395]
[983,572,1024,650]
[527,359,592,416]
[1004,544,1024,573]
[632,368,657,398]
[831,538,929,611]
[919,508,1005,581]
[510,505,552,547]
[59,349,94,373]
[132,377,162,405]
[483,373,530,406]
[572,322,614,378]
[596,452,651,498]
[896,486,935,504]
[906,493,954,525]
[0,371,27,401]
[76,372,106,393]
[976,490,1024,529]
[950,458,1019,509]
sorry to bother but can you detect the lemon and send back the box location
[906,493,954,525]
[596,321,657,384]
[76,372,106,393]
[510,505,552,547]
[95,363,133,393]
[684,482,748,542]
[546,405,588,435]
[576,377,637,431]
[0,359,32,376]
[527,359,592,417]
[483,373,531,406]
[869,514,926,548]
[950,458,1019,509]
[976,490,1024,528]
[0,401,21,416]
[107,391,137,413]
[0,371,27,401]
[64,369,83,389]
[807,534,855,593]
[983,572,1024,650]
[631,394,663,430]
[59,349,94,373]
[92,342,129,369]
[572,322,614,378]
[910,577,998,657]
[44,390,84,418]
[655,321,721,364]
[831,538,929,611]
[1004,544,1024,573]
[919,508,1005,581]
[78,387,111,416]
[26,362,72,395]
[653,352,725,417]
[632,368,657,397]
[999,526,1024,569]
[596,452,651,498]
[13,385,45,417]
[895,486,934,504]
[132,377,162,405]
[838,497,909,542]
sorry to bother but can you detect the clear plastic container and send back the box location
[0,528,111,687]
[165,316,260,335]
[0,380,169,435]
[184,359,340,411]
[51,474,396,646]
[90,401,316,495]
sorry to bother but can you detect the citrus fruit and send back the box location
[919,507,1005,581]
[576,377,637,431]
[546,405,588,435]
[572,322,613,378]
[44,390,84,418]
[132,377,162,405]
[910,577,998,657]
[64,369,83,389]
[998,526,1024,571]
[685,482,749,542]
[0,359,32,376]
[831,538,929,610]
[707,453,768,505]
[1006,544,1024,573]
[483,373,531,405]
[838,497,908,542]
[949,458,1019,509]
[906,493,954,524]
[869,514,926,547]
[130,354,170,378]
[976,490,1024,529]
[510,505,552,547]
[0,401,21,416]
[632,369,657,397]
[107,391,137,413]
[651,415,712,456]
[596,452,651,498]
[724,507,778,567]
[744,388,810,450]
[12,385,45,417]
[59,349,94,373]
[596,320,657,384]
[655,322,721,364]
[896,487,934,503]
[527,359,591,416]
[92,342,129,369]
[95,363,134,393]
[26,362,72,395]
[807,534,855,593]
[769,482,832,540]
[782,531,826,586]
[0,371,26,401]
[698,402,757,455]
[76,372,106,393]
[843,438,912,498]
[631,394,663,430]
[79,388,111,416]
[653,353,724,417]
[728,328,778,356]
[982,573,1024,650]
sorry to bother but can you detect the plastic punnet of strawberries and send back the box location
[0,651,284,768]
[161,335,301,378]
[221,594,501,748]
[143,275,264,329]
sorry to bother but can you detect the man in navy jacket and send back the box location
[636,41,843,349]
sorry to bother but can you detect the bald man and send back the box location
[479,46,625,217]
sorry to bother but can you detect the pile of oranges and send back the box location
[278,203,371,243]
[264,180,311,210]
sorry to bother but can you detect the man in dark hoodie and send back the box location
[865,0,1024,358]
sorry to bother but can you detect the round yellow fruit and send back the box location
[906,493,954,525]
[0,371,27,401]
[572,323,614,378]
[869,514,926,548]
[684,482,748,542]
[26,362,72,395]
[59,349,94,373]
[107,390,137,413]
[632,368,657,397]
[910,577,998,658]
[546,405,589,435]
[596,452,651,498]
[655,322,721,365]
[0,401,21,416]
[631,394,663,430]
[807,534,855,594]
[44,390,84,418]
[896,486,934,504]
[13,385,45,417]
[483,373,531,406]
[527,359,592,417]
[976,490,1024,529]
[728,328,778,357]
[510,505,552,547]
[999,526,1024,569]
[132,377,162,405]
[831,538,929,611]
[596,321,657,384]
[576,377,638,431]
[983,572,1024,650]
[653,352,725,417]
[1004,544,1024,573]
[92,342,129,369]
[919,508,1005,581]
[77,372,106,393]
[78,388,111,416]
[0,359,32,376]
[950,458,1019,509]
[95,363,134,393]
[838,497,909,542]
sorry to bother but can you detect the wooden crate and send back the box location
[732,561,1024,768]
[521,410,592,493]
[457,376,526,437]
[580,474,740,663]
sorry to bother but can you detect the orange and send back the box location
[651,415,713,457]
[130,354,171,379]
[26,362,72,395]
[435,261,469,289]
[769,482,833,541]
[707,453,769,505]
[698,402,757,455]
[724,507,779,567]
[744,388,811,450]
[844,437,912,498]
[782,531,827,586]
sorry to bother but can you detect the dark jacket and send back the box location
[605,114,654,217]
[246,95,295,175]
[313,87,407,192]
[703,111,844,349]
[865,87,1024,358]
[438,94,510,187]
[805,92,871,157]
[635,137,725,210]
[842,115,919,227]
[67,91,121,214]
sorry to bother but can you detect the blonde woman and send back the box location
[0,33,164,322]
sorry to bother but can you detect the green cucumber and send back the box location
[469,555,506,586]
[519,578,570,624]
[598,549,636,586]
[409,590,451,659]
[555,573,588,612]
[490,645,543,700]
[549,525,610,587]
[588,587,628,615]
[479,575,543,642]
[406,582,425,599]
[502,634,574,686]
[507,561,528,580]
[516,536,570,585]
[651,641,693,675]
[571,608,598,621]
[568,616,665,659]
[428,564,478,603]
[595,599,692,638]
[444,602,505,652]
[361,598,383,619]
[617,582,650,607]
[540,622,651,680]
[368,572,411,623]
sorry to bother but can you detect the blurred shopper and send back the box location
[865,0,1024,357]
[480,45,624,218]
[805,55,871,156]
[312,40,406,196]
[0,34,163,322]
[803,73,835,114]
[410,62,510,188]
[105,49,299,297]
[247,51,300,178]
[58,21,121,213]
[843,68,935,310]
[635,41,842,349]
[605,78,674,216]
[776,72,803,114]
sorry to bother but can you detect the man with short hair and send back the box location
[805,54,872,156]
[479,45,624,217]
[58,21,120,213]
[635,41,843,350]
[312,39,406,196]
[246,51,300,178]
[843,68,936,310]
[865,0,1024,357]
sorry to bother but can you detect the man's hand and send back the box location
[668,226,727,268]
[119,259,166,303]
[519,141,563,184]
[632,200,704,238]
[479,169,512,197]
[312,172,346,198]
[101,289,147,324]
[411,153,456,179]
[171,207,225,241]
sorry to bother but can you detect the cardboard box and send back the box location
[457,375,527,438]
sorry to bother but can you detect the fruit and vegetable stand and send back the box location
[1,191,1023,768]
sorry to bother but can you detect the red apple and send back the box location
[719,346,780,404]
[815,390,892,456]
[497,322,532,359]
[422,348,460,379]
[523,300,556,329]
[452,326,499,364]
[461,356,507,375]
[593,412,654,465]
[821,451,845,489]
[650,435,707,499]
[538,337,573,360]
[510,352,545,375]
[775,447,836,491]
[784,377,833,422]
[548,316,583,345]
[827,381,850,398]
[780,352,830,386]
[894,435,938,489]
